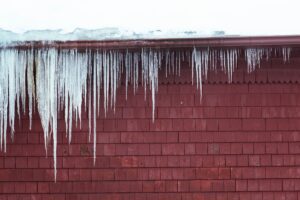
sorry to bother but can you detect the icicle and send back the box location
[103,51,108,117]
[58,49,88,144]
[27,49,35,130]
[264,48,272,61]
[16,50,27,118]
[225,49,238,83]
[49,49,58,182]
[192,48,203,99]
[171,51,175,75]
[133,52,139,95]
[8,49,16,141]
[245,48,264,73]
[35,48,58,180]
[125,50,130,100]
[0,44,295,182]
[282,47,291,63]
[165,50,170,78]
[109,51,113,110]
[178,51,181,76]
[141,48,148,100]
[150,49,158,121]
[158,50,162,71]
[93,53,97,164]
[203,48,209,79]
[125,50,134,100]
[191,47,195,86]
[213,50,217,71]
[113,51,119,113]
[96,51,102,117]
[88,51,92,142]
[0,48,9,152]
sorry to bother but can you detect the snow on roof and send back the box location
[0,28,227,44]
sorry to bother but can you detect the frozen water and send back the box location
[0,45,293,180]
[245,47,291,73]
[93,54,97,164]
[35,48,58,180]
[192,48,239,98]
[282,47,292,63]
[245,48,264,73]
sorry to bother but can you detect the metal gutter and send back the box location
[16,35,300,49]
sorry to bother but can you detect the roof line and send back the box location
[13,35,300,49]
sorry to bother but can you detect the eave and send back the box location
[14,35,300,49]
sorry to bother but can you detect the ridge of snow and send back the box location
[0,27,226,44]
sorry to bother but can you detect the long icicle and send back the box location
[93,52,97,164]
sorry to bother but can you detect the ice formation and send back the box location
[192,48,239,99]
[245,47,292,73]
[0,45,292,180]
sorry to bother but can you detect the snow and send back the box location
[0,45,292,180]
[0,28,226,44]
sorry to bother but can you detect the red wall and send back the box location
[1,62,300,199]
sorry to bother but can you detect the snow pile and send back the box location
[0,45,291,180]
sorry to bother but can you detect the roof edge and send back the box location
[14,35,300,49]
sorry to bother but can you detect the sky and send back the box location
[0,0,300,36]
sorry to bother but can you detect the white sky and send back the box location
[0,0,300,35]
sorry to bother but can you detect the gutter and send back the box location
[16,35,300,49]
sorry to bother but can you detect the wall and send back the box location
[0,59,300,200]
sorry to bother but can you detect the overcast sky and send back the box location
[0,0,299,35]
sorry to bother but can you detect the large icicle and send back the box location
[192,48,203,99]
[8,49,17,141]
[0,48,10,152]
[141,49,160,121]
[93,54,97,164]
[88,51,92,142]
[149,49,159,121]
[35,48,58,180]
[26,49,35,130]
